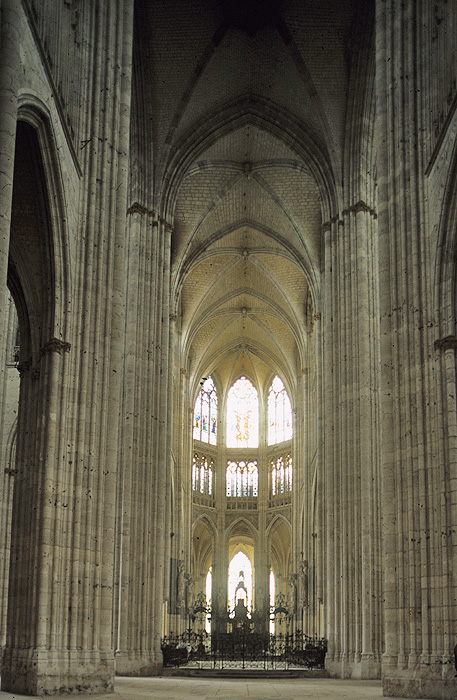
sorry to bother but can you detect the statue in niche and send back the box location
[185,573,195,612]
[233,598,249,632]
[177,560,185,608]
[299,560,308,608]
[288,574,297,615]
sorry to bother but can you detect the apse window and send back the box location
[270,454,292,495]
[226,376,259,448]
[192,453,214,495]
[268,375,292,445]
[193,376,218,445]
[226,460,258,498]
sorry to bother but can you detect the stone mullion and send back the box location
[149,220,172,668]
[399,0,430,670]
[101,0,133,658]
[348,210,361,667]
[65,0,129,686]
[338,215,351,670]
[443,346,457,653]
[0,0,20,442]
[135,214,160,660]
[293,371,304,630]
[36,344,71,653]
[314,322,324,638]
[134,211,156,660]
[178,369,191,636]
[377,1,445,694]
[66,0,106,657]
[5,368,40,648]
[323,219,338,669]
[414,0,442,668]
[352,206,381,675]
[0,295,17,649]
[115,207,143,668]
[120,208,161,670]
[375,0,401,672]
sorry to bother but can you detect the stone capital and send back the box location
[127,202,154,217]
[434,335,457,351]
[342,200,377,219]
[40,338,71,356]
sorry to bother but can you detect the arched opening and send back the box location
[228,550,253,614]
[1,115,63,676]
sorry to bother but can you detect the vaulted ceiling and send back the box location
[135,0,366,398]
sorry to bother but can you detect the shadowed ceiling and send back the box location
[135,0,363,398]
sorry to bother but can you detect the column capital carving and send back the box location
[127,202,155,217]
[17,358,32,377]
[322,215,342,232]
[41,338,71,356]
[342,200,377,219]
[434,335,457,351]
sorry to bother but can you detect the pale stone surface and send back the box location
[0,676,430,700]
[0,0,457,697]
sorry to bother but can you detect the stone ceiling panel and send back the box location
[198,124,305,168]
[174,24,320,145]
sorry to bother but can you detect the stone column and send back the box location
[2,0,134,693]
[115,212,173,676]
[323,201,382,679]
[0,0,20,456]
[376,1,454,696]
[0,294,19,654]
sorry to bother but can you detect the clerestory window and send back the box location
[268,375,292,445]
[193,376,218,445]
[226,376,258,448]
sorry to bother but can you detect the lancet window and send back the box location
[228,551,253,613]
[268,375,292,445]
[192,453,215,506]
[226,460,258,503]
[226,376,259,448]
[193,376,218,445]
[269,453,292,506]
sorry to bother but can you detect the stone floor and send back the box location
[0,676,429,700]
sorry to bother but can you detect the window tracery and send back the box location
[268,375,292,445]
[192,453,215,506]
[269,453,292,506]
[193,376,217,445]
[226,460,258,506]
[226,376,258,448]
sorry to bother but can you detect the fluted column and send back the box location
[2,0,133,693]
[376,1,453,696]
[323,201,382,679]
[0,0,20,453]
[115,212,172,676]
[0,294,19,654]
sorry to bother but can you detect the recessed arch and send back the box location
[162,95,337,223]
[15,102,70,347]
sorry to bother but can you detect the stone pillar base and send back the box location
[326,654,381,680]
[383,674,457,699]
[115,650,162,676]
[1,648,114,695]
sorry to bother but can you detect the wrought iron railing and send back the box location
[161,630,327,670]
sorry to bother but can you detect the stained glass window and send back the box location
[193,376,217,445]
[226,376,258,448]
[192,453,214,495]
[226,460,258,498]
[270,454,292,496]
[268,375,292,445]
